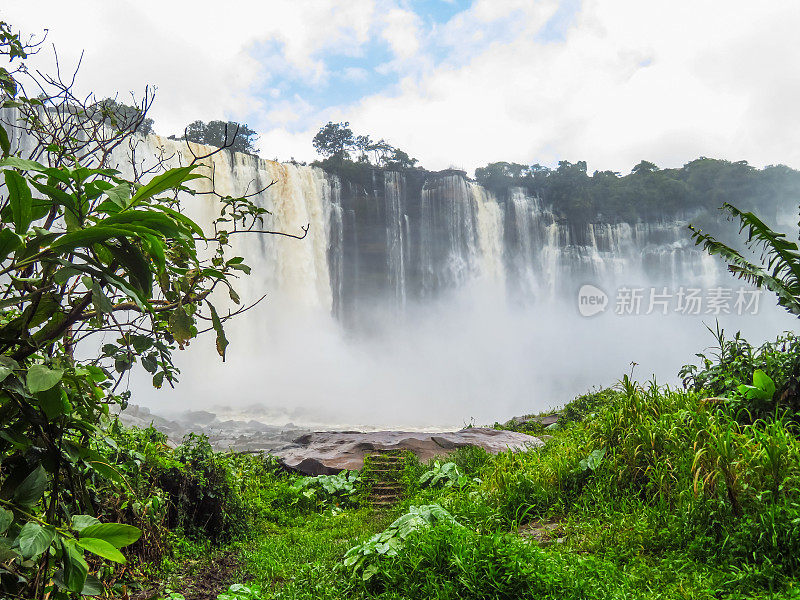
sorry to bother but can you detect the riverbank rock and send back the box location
[275,428,544,475]
[508,413,561,428]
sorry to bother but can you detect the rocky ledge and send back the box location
[275,428,544,475]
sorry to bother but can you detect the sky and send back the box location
[3,0,800,175]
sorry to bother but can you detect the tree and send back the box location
[183,119,207,144]
[0,21,281,597]
[312,121,355,161]
[631,160,659,174]
[384,148,419,170]
[311,123,422,174]
[475,162,531,192]
[88,97,154,136]
[182,119,259,154]
[367,138,393,165]
[354,134,372,163]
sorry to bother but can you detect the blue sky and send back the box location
[241,0,587,142]
[5,0,800,173]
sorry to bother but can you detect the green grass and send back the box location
[230,504,745,600]
[235,510,392,599]
[134,330,800,600]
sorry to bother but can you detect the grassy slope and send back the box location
[146,332,800,600]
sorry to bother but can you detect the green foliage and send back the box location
[343,504,459,581]
[349,524,633,600]
[88,98,155,136]
[235,508,390,599]
[217,583,263,600]
[179,120,259,155]
[0,21,265,598]
[290,471,362,510]
[446,445,491,478]
[690,202,800,316]
[312,122,355,161]
[680,326,800,421]
[475,156,800,223]
[559,388,621,425]
[418,461,467,489]
[474,161,533,192]
[738,368,776,400]
[577,448,605,473]
[311,122,420,178]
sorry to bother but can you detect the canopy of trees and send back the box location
[88,98,154,136]
[178,120,259,155]
[475,158,800,223]
[312,121,419,171]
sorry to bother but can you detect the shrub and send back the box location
[419,462,466,489]
[348,523,622,599]
[680,327,800,422]
[290,471,362,510]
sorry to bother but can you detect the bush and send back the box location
[104,425,298,543]
[290,471,362,511]
[348,523,622,599]
[680,328,800,422]
[559,388,621,425]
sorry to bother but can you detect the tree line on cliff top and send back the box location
[67,100,800,226]
[474,158,800,222]
[310,120,800,224]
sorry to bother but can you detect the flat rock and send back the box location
[275,427,544,475]
[510,413,561,427]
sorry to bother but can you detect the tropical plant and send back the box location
[0,20,277,597]
[343,504,459,581]
[418,461,466,489]
[680,326,800,421]
[290,471,361,509]
[689,202,800,316]
[217,583,263,600]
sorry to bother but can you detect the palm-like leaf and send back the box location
[689,203,800,316]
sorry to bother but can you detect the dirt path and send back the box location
[179,553,243,600]
[130,552,244,600]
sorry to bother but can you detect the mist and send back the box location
[97,136,800,430]
[130,276,797,429]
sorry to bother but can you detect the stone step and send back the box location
[366,451,405,506]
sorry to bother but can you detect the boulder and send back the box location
[510,413,561,427]
[274,427,543,475]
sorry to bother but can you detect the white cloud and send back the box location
[381,8,422,60]
[3,0,800,173]
[342,0,800,172]
[2,0,379,135]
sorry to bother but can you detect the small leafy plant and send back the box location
[738,369,776,401]
[343,504,459,581]
[290,471,361,509]
[217,583,263,600]
[418,461,467,489]
[577,448,606,473]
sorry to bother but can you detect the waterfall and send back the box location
[0,112,732,320]
[6,118,793,427]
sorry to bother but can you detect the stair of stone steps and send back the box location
[365,451,405,507]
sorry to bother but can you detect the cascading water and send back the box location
[3,119,795,426]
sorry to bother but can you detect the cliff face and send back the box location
[0,115,745,328]
[320,167,722,327]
